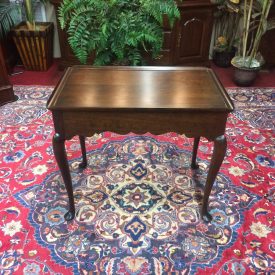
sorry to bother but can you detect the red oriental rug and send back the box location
[0,86,274,274]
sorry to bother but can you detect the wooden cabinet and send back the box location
[145,15,177,66]
[0,42,16,106]
[173,3,214,66]
[50,0,215,69]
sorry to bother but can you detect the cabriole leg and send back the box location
[79,135,87,169]
[191,137,200,169]
[52,133,75,221]
[202,135,227,222]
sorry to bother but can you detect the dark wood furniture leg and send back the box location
[79,135,87,169]
[201,135,227,222]
[52,133,75,221]
[191,137,200,169]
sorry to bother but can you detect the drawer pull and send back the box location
[184,17,201,27]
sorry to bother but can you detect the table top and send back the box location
[47,66,234,112]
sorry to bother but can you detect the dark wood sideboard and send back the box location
[0,42,16,106]
[50,0,215,69]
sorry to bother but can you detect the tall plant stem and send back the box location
[250,0,272,61]
[242,0,247,59]
[242,0,253,63]
[24,0,35,29]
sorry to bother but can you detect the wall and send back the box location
[45,3,61,58]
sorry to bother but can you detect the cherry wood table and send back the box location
[47,66,234,222]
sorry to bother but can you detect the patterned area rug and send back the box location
[0,86,274,274]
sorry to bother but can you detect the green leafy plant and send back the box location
[0,0,47,38]
[0,0,20,39]
[58,0,181,65]
[232,0,275,68]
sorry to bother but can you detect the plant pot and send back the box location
[11,22,54,71]
[212,47,236,68]
[232,66,260,87]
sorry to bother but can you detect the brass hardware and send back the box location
[184,17,201,27]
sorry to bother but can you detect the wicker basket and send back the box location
[11,22,54,71]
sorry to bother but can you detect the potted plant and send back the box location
[211,0,241,67]
[231,0,275,86]
[58,0,181,66]
[7,0,54,71]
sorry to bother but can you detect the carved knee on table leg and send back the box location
[52,133,67,163]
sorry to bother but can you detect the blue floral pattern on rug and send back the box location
[15,136,260,274]
[227,88,275,129]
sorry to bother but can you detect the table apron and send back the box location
[52,110,229,140]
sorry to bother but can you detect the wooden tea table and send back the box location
[47,66,234,222]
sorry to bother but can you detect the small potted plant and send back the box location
[211,0,241,67]
[231,0,275,86]
[58,0,181,66]
[8,0,54,71]
[212,36,237,67]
